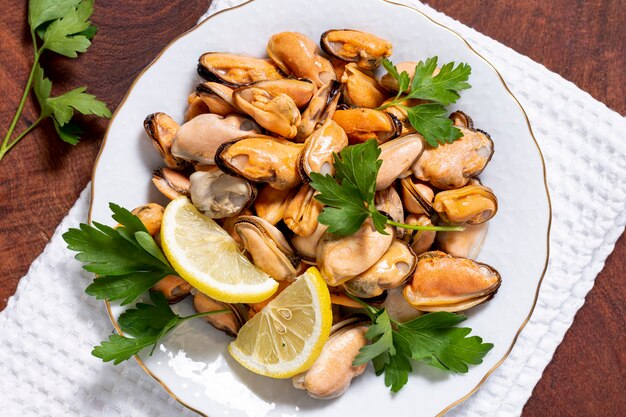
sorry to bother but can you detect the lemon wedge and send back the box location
[161,196,278,303]
[228,267,332,378]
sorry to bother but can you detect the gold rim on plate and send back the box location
[87,1,553,416]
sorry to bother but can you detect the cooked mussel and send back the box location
[412,127,494,190]
[189,168,256,219]
[403,251,501,312]
[267,32,336,87]
[131,203,164,236]
[234,216,301,281]
[436,222,488,259]
[320,29,392,70]
[152,167,190,200]
[332,108,401,144]
[215,135,303,190]
[400,176,435,216]
[374,186,404,232]
[143,113,188,170]
[316,218,395,286]
[291,222,328,262]
[343,240,416,298]
[403,214,436,255]
[293,319,369,399]
[170,113,260,165]
[192,290,246,337]
[341,63,389,108]
[198,53,283,87]
[253,185,297,225]
[196,82,241,116]
[433,184,498,225]
[449,110,474,128]
[152,275,192,303]
[184,93,211,121]
[283,183,324,237]
[295,80,342,142]
[376,134,424,190]
[298,119,348,181]
[233,83,302,139]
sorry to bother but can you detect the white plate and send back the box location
[90,0,551,415]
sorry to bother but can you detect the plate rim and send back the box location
[88,1,553,415]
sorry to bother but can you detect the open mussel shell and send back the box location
[400,176,435,216]
[433,184,498,225]
[192,290,247,337]
[316,219,395,286]
[403,250,501,312]
[343,240,417,298]
[197,53,283,87]
[332,108,402,144]
[189,168,256,219]
[375,134,424,190]
[234,215,301,281]
[412,126,494,190]
[320,29,392,70]
[267,32,336,87]
[171,113,260,165]
[143,113,188,170]
[215,135,304,190]
[298,119,348,181]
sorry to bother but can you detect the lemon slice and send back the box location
[161,196,278,303]
[228,267,332,378]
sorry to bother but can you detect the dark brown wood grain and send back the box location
[0,0,623,416]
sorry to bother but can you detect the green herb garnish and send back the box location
[350,296,493,393]
[93,292,229,364]
[62,203,176,305]
[377,57,471,147]
[309,140,464,237]
[0,0,111,162]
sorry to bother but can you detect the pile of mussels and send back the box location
[137,30,501,399]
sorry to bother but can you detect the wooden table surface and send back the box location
[0,1,624,415]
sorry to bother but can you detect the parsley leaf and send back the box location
[33,53,111,145]
[406,57,471,105]
[62,203,176,305]
[350,296,494,393]
[310,141,464,237]
[28,0,82,31]
[377,57,471,147]
[405,103,464,147]
[41,0,93,57]
[1,1,110,162]
[91,291,231,364]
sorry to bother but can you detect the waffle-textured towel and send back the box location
[1,1,624,416]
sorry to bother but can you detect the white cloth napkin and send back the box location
[2,1,624,416]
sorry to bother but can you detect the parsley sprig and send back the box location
[350,295,493,392]
[376,57,471,147]
[0,0,111,162]
[63,203,177,305]
[309,140,464,237]
[93,291,230,364]
[63,202,232,364]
